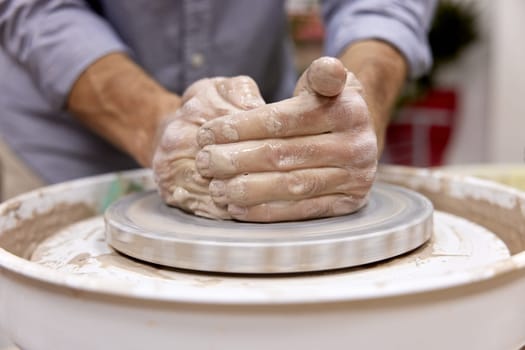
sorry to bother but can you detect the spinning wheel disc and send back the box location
[105,183,433,273]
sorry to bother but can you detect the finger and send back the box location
[215,76,265,110]
[196,132,377,178]
[166,189,231,220]
[181,77,259,124]
[209,167,375,207]
[154,158,231,219]
[184,78,248,123]
[181,78,216,103]
[154,158,210,196]
[294,57,347,97]
[156,119,199,154]
[197,91,369,146]
[227,194,368,222]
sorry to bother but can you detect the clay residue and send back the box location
[96,251,176,280]
[364,235,434,270]
[67,253,91,268]
[0,202,95,259]
[426,192,525,255]
[380,166,525,255]
[3,200,22,216]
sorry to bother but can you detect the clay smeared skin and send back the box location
[195,57,378,222]
[152,76,265,219]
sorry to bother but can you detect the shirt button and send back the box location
[190,53,205,68]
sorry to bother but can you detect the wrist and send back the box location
[144,92,182,166]
[339,40,407,155]
[68,52,182,167]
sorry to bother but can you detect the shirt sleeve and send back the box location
[321,0,438,79]
[0,0,128,110]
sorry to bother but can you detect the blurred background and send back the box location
[288,0,525,187]
[2,0,525,203]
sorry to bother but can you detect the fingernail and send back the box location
[228,204,247,217]
[309,57,346,97]
[209,180,225,197]
[196,151,210,170]
[197,128,215,146]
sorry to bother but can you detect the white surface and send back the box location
[30,211,509,303]
[443,0,525,164]
[487,0,525,162]
[2,168,525,350]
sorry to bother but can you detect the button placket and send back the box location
[183,0,211,87]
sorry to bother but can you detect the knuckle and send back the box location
[231,203,266,222]
[270,143,318,170]
[181,98,202,115]
[266,143,284,169]
[182,78,212,101]
[331,196,361,216]
[351,95,370,125]
[343,143,355,164]
[152,156,175,184]
[330,137,354,165]
[181,98,214,123]
[287,172,324,197]
[357,168,377,188]
[350,134,378,168]
[234,75,256,86]
[181,165,197,183]
[159,121,197,152]
[302,201,329,219]
[327,100,351,129]
[333,132,377,169]
[159,190,175,206]
[220,120,240,142]
[332,92,369,129]
[334,171,354,193]
[264,107,285,135]
[151,151,164,172]
[335,167,376,195]
[345,71,363,90]
[159,131,178,151]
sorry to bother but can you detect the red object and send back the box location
[290,13,325,42]
[384,89,458,167]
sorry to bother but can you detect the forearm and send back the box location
[67,53,181,167]
[339,39,407,154]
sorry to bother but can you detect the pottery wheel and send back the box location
[104,183,433,273]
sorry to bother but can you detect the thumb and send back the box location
[294,56,347,97]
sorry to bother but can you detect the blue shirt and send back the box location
[0,0,436,183]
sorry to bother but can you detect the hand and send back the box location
[152,76,265,219]
[195,57,378,222]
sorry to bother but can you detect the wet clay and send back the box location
[424,193,525,254]
[378,167,525,254]
[0,202,94,259]
[29,211,510,292]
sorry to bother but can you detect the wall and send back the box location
[443,0,525,164]
[487,0,525,162]
[438,0,490,164]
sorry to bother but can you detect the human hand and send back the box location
[195,57,378,222]
[152,76,265,219]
